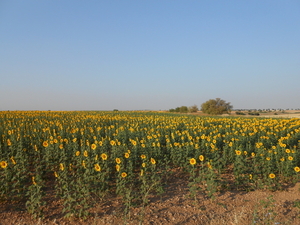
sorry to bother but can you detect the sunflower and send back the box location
[140,154,146,159]
[190,158,196,165]
[207,162,212,169]
[75,151,80,156]
[288,156,293,161]
[269,173,276,179]
[43,141,49,148]
[116,158,121,164]
[124,152,130,158]
[116,164,120,172]
[54,171,59,178]
[91,144,97,150]
[10,157,16,165]
[150,158,156,165]
[0,161,8,169]
[199,155,204,162]
[59,163,64,171]
[32,176,37,185]
[101,153,108,160]
[140,169,144,176]
[235,150,242,156]
[84,151,88,157]
[94,163,101,172]
[294,167,300,173]
[286,149,291,154]
[142,163,146,168]
[7,139,12,146]
[121,172,127,178]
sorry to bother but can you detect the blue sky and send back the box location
[1,1,299,111]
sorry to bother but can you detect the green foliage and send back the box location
[189,105,199,113]
[169,106,189,113]
[201,98,233,115]
[235,111,246,115]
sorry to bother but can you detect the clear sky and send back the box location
[1,1,299,111]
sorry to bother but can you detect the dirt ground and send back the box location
[1,176,300,225]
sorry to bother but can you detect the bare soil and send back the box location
[1,176,300,225]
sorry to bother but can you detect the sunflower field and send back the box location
[0,111,300,219]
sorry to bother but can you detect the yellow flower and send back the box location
[150,158,156,165]
[140,169,144,176]
[142,163,146,168]
[116,164,120,172]
[269,173,276,179]
[266,157,271,161]
[10,157,16,165]
[43,141,49,148]
[75,151,81,156]
[199,155,204,162]
[285,149,291,153]
[101,153,108,160]
[110,140,116,146]
[124,152,130,158]
[190,158,196,165]
[207,162,212,169]
[116,158,121,164]
[251,152,256,157]
[32,176,37,185]
[91,143,97,150]
[7,139,12,146]
[84,150,88,157]
[249,174,253,180]
[82,160,86,168]
[121,172,127,178]
[59,144,63,149]
[235,150,242,156]
[94,163,101,172]
[294,167,300,173]
[59,163,64,171]
[54,171,59,177]
[140,154,146,159]
[288,156,293,161]
[72,138,77,142]
[0,161,8,169]
[280,157,285,162]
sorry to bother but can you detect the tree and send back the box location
[189,105,199,113]
[201,98,233,115]
[179,106,188,113]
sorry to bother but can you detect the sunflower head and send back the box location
[0,161,8,169]
[101,153,108,160]
[190,158,196,165]
[269,173,276,179]
[150,158,156,165]
[94,163,101,172]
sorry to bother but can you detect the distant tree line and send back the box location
[169,105,199,113]
[169,98,233,115]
